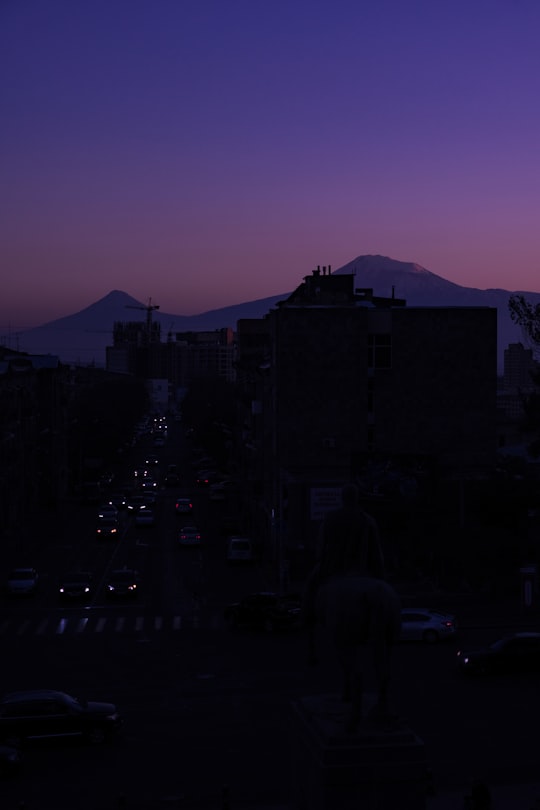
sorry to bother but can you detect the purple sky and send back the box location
[2,0,540,329]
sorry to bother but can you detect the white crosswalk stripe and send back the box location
[0,613,221,637]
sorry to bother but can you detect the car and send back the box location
[399,608,457,643]
[224,592,302,632]
[209,482,226,501]
[105,568,140,598]
[6,568,39,596]
[0,689,122,746]
[141,491,157,507]
[127,495,148,511]
[140,477,158,490]
[96,517,119,539]
[58,571,93,600]
[144,454,159,467]
[226,537,255,563]
[175,498,193,515]
[0,744,21,777]
[134,506,156,527]
[106,492,129,510]
[457,632,540,676]
[97,503,119,520]
[178,525,202,546]
[195,469,217,487]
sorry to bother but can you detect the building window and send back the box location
[368,334,391,369]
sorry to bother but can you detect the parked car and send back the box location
[6,568,39,596]
[164,473,180,487]
[58,571,93,600]
[224,592,302,632]
[226,537,255,563]
[178,526,202,546]
[399,608,457,643]
[96,517,119,539]
[175,498,193,515]
[105,568,140,599]
[0,689,122,746]
[457,632,540,676]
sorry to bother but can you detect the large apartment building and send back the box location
[237,267,498,582]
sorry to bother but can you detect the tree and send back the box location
[508,294,540,350]
[508,294,540,456]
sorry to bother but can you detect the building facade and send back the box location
[237,268,498,584]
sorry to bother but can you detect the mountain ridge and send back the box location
[7,255,540,372]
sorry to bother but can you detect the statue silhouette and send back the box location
[303,484,401,731]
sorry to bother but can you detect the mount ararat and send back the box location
[9,255,540,373]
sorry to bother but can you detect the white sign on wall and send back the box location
[310,487,343,521]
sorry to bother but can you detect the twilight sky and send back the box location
[2,0,540,330]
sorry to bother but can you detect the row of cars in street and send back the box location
[5,566,140,602]
[222,593,540,676]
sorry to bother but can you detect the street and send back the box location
[1,420,540,808]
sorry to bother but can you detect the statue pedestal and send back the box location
[290,694,427,810]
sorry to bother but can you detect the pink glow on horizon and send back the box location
[2,1,540,330]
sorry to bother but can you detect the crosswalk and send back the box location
[0,610,224,638]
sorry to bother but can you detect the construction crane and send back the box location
[125,298,160,340]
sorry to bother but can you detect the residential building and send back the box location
[236,267,498,584]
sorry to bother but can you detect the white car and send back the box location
[226,537,255,563]
[6,568,39,596]
[400,607,457,643]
